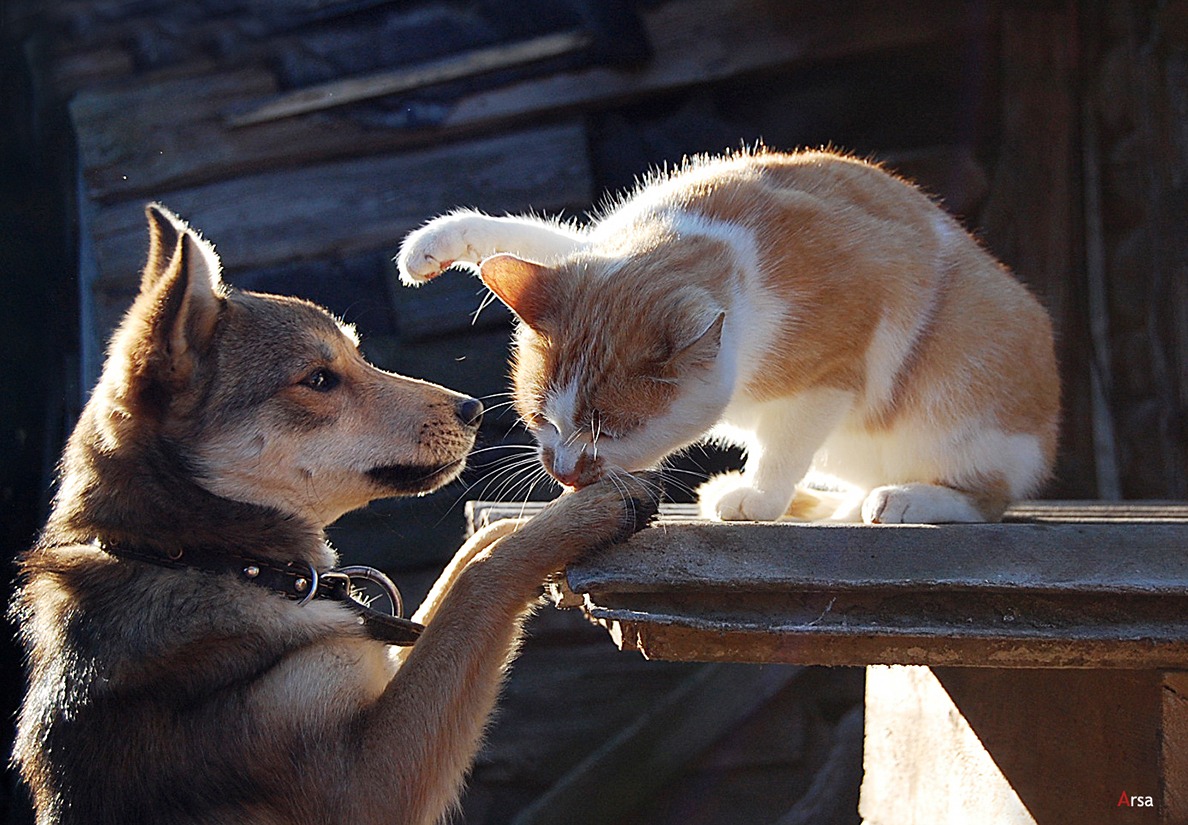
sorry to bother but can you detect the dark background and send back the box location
[2,1,1186,822]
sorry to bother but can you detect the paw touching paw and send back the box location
[526,471,662,562]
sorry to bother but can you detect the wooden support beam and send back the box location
[861,666,1187,823]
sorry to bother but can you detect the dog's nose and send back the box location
[456,397,484,428]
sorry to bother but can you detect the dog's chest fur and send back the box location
[15,545,396,822]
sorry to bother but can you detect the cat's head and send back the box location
[480,246,733,488]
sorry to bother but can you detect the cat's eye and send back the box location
[300,367,340,392]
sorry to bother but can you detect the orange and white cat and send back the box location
[397,148,1060,523]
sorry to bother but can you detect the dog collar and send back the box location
[100,544,424,646]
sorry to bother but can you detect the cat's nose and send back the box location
[553,467,582,488]
[455,397,484,428]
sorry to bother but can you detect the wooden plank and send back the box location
[85,123,590,288]
[438,0,986,139]
[471,499,1188,526]
[860,666,1036,824]
[227,31,592,127]
[1161,672,1188,824]
[70,0,987,202]
[1086,2,1188,499]
[468,501,1188,668]
[565,521,1188,595]
[508,663,803,825]
[591,616,1188,669]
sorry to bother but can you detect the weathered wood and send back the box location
[438,0,985,140]
[78,124,590,383]
[1086,2,1188,499]
[69,0,987,202]
[227,31,592,127]
[861,665,1180,823]
[978,3,1095,499]
[509,663,803,825]
[87,123,590,287]
[1080,77,1122,499]
[469,501,1188,669]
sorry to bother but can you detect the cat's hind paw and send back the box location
[697,472,791,522]
[861,483,985,524]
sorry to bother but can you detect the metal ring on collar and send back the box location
[331,565,405,618]
[294,561,319,607]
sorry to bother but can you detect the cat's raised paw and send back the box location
[862,483,985,524]
[396,215,487,285]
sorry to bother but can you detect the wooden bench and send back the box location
[469,501,1188,823]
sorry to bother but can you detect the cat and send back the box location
[396,148,1060,524]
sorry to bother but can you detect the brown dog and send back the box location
[11,206,657,825]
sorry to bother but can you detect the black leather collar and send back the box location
[101,544,424,646]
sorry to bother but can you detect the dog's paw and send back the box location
[610,471,663,543]
[862,483,984,524]
[537,472,661,550]
[397,213,490,285]
[696,472,789,521]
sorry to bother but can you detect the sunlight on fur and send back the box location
[398,147,1060,524]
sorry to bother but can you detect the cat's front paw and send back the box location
[697,472,791,521]
[397,213,489,285]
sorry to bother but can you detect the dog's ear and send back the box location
[119,206,226,407]
[143,204,184,292]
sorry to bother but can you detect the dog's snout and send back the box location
[456,397,484,428]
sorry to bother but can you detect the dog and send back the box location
[11,205,658,825]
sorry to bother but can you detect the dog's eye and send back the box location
[300,368,340,392]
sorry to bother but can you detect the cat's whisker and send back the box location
[470,289,500,326]
[484,458,547,502]
[459,454,544,505]
[501,420,529,440]
[510,466,554,520]
[437,462,529,523]
[627,468,672,504]
[466,443,537,458]
[478,397,518,410]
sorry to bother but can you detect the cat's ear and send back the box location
[670,310,725,369]
[479,254,554,328]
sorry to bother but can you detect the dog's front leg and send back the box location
[404,517,529,631]
[349,475,658,825]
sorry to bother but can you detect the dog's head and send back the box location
[92,205,482,529]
